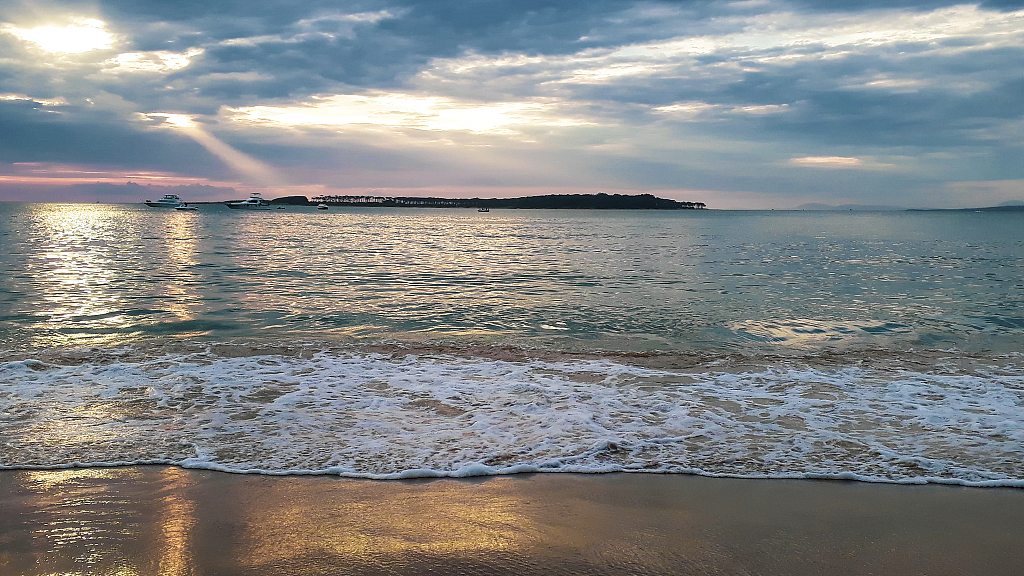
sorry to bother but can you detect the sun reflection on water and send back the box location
[19,204,205,347]
[162,212,201,324]
[26,204,128,347]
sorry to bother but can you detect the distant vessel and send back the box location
[226,193,271,210]
[477,207,489,212]
[145,194,183,208]
[317,203,329,210]
[175,203,198,211]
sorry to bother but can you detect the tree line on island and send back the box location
[274,192,706,210]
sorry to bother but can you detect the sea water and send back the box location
[1,202,1022,485]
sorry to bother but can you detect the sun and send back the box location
[5,18,114,54]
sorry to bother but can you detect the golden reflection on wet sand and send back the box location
[153,467,196,576]
[3,468,1024,575]
[234,477,532,569]
[2,467,198,576]
[16,468,144,575]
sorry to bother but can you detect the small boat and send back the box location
[317,203,329,210]
[175,203,198,211]
[477,207,489,212]
[226,193,272,210]
[145,194,183,208]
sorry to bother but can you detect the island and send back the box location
[272,193,706,210]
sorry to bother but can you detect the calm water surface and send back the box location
[1,202,1023,484]
[2,202,1022,353]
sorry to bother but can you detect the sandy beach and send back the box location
[1,467,1021,575]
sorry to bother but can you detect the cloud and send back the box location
[102,48,202,74]
[2,18,114,53]
[229,92,595,137]
[1,0,1023,207]
[0,98,225,175]
[790,156,863,167]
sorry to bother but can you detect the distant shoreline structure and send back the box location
[291,192,706,210]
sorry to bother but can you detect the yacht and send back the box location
[226,193,272,210]
[317,203,329,210]
[145,194,184,208]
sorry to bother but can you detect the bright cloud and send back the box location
[2,19,114,54]
[790,156,864,167]
[229,93,595,135]
[653,101,791,121]
[422,4,1024,90]
[1,94,66,106]
[294,10,400,29]
[103,49,203,74]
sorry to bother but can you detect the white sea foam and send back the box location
[2,350,1023,486]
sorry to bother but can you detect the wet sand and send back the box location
[1,467,1022,575]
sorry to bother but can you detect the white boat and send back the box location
[175,203,198,211]
[145,194,183,208]
[477,207,489,212]
[317,203,329,210]
[226,193,272,210]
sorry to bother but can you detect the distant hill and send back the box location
[960,204,1024,212]
[796,203,904,211]
[801,200,1024,212]
[908,204,1024,212]
[269,195,312,205]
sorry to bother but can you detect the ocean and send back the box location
[1,202,1022,486]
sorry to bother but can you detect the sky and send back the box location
[1,0,1022,209]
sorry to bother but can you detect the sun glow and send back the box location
[4,19,114,54]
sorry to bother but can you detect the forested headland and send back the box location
[279,192,706,209]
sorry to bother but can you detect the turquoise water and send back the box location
[1,202,1023,484]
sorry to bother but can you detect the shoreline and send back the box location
[3,467,1023,575]
[4,462,1024,488]
[4,345,1022,486]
